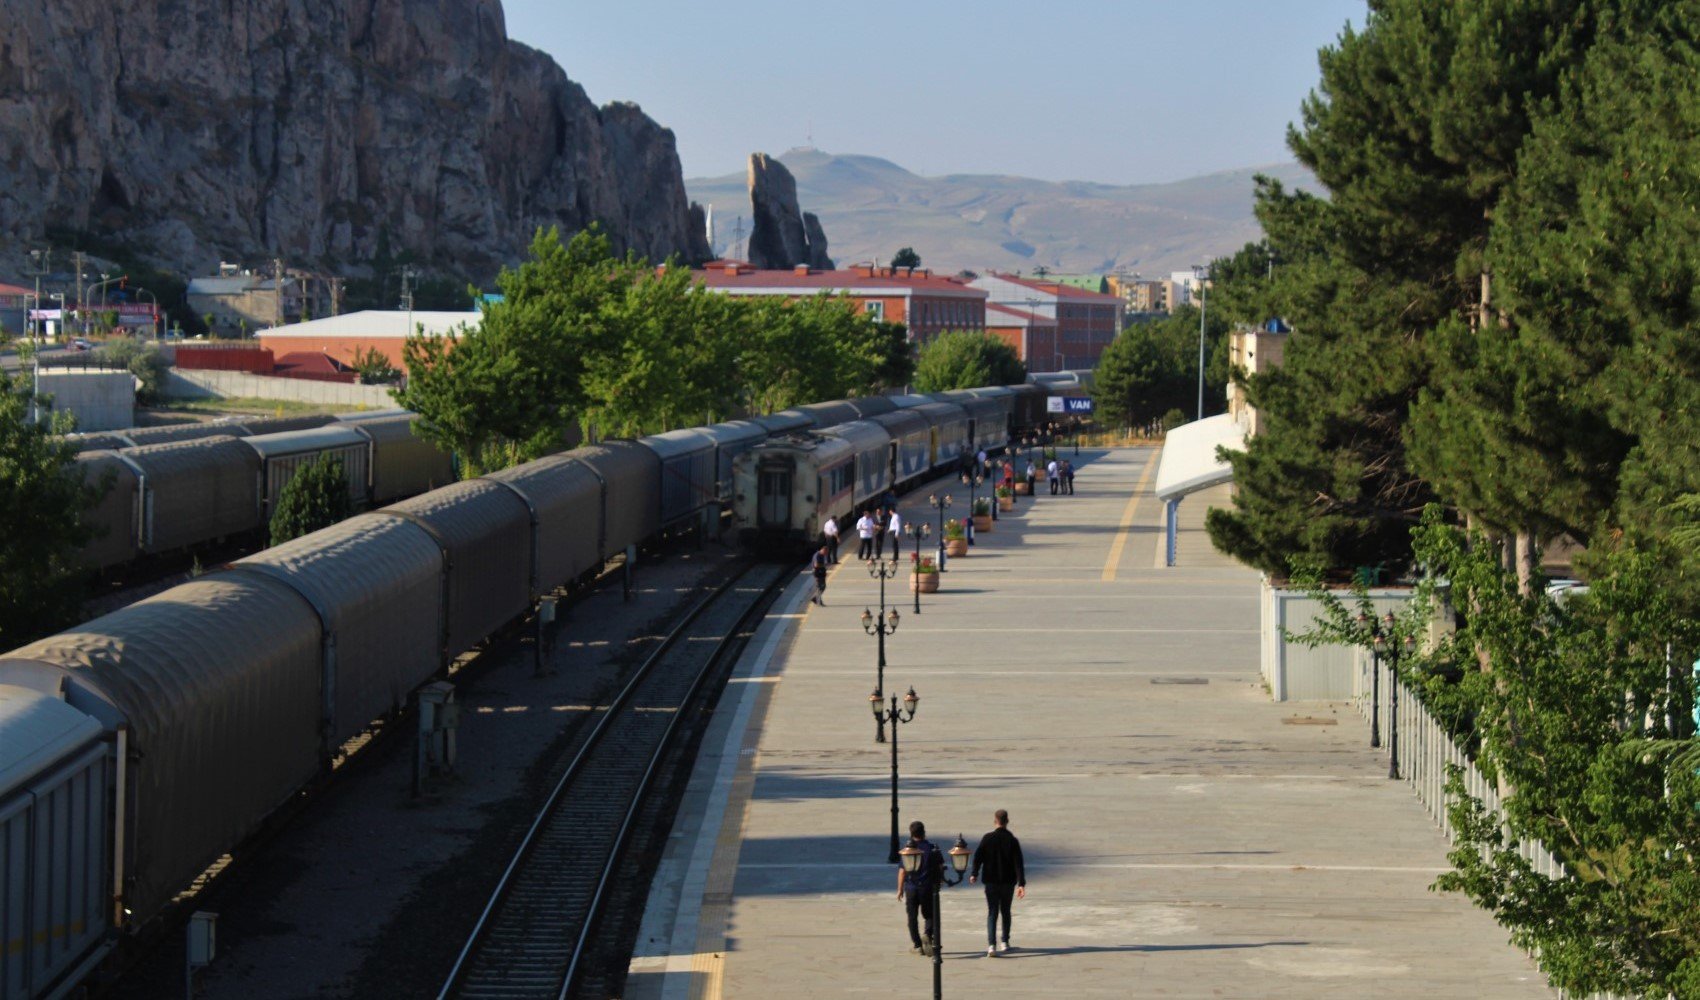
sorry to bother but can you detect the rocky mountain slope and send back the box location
[0,0,709,278]
[689,149,1318,277]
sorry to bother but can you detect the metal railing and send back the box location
[1352,655,1627,1000]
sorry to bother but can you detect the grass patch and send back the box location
[153,396,369,417]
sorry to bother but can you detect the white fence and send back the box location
[165,369,398,408]
[1352,659,1630,1000]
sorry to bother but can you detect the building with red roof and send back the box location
[690,262,987,344]
[969,273,1124,371]
[984,304,1059,371]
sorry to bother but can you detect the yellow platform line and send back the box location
[1101,451,1158,582]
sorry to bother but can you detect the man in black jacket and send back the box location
[968,809,1026,957]
[896,820,943,956]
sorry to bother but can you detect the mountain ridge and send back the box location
[687,149,1317,277]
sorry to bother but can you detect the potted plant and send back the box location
[972,497,993,531]
[943,518,968,557]
[910,555,940,593]
[995,484,1014,511]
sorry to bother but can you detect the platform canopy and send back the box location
[1154,413,1247,503]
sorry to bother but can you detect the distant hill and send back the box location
[686,148,1319,278]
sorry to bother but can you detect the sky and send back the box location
[502,0,1367,185]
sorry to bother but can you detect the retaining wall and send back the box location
[164,368,397,407]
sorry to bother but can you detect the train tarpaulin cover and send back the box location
[483,456,605,598]
[122,436,261,551]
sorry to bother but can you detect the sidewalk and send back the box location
[629,447,1550,998]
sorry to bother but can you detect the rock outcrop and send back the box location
[0,0,711,277]
[746,153,832,269]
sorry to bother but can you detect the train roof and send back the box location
[750,410,813,435]
[240,424,369,459]
[0,684,103,800]
[638,427,715,460]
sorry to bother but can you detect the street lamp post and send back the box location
[899,833,971,999]
[861,577,901,744]
[27,250,49,347]
[1357,610,1416,779]
[871,688,919,863]
[904,522,931,613]
[1193,264,1210,421]
[132,287,159,340]
[959,471,982,545]
[928,493,952,572]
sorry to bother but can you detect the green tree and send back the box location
[738,294,888,413]
[869,321,916,391]
[350,346,401,385]
[269,453,352,545]
[96,335,169,404]
[1091,306,1228,430]
[398,226,638,473]
[890,247,922,270]
[1205,0,1633,578]
[0,373,96,646]
[912,330,1025,392]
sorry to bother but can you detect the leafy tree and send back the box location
[269,453,351,545]
[1091,306,1228,430]
[398,226,638,473]
[350,346,401,385]
[912,330,1025,392]
[869,321,916,391]
[96,335,169,404]
[738,294,889,412]
[890,247,922,270]
[0,374,96,646]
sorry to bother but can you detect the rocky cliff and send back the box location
[0,0,711,277]
[746,153,831,269]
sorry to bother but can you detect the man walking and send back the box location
[873,509,887,560]
[887,508,903,560]
[897,820,944,956]
[1024,461,1038,497]
[1063,459,1076,495]
[857,511,876,561]
[810,544,830,606]
[823,514,840,563]
[969,809,1027,956]
[1046,458,1060,495]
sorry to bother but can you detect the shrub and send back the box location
[943,518,966,540]
[269,454,351,545]
[914,556,939,575]
[973,497,991,516]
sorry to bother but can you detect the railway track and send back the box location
[438,559,794,1000]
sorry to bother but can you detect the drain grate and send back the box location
[1150,677,1209,685]
[1281,716,1338,726]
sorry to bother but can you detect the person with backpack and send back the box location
[969,808,1027,956]
[896,819,944,955]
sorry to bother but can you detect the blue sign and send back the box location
[1063,397,1094,414]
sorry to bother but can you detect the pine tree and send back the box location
[270,454,352,546]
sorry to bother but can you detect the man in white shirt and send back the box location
[1046,459,1060,495]
[856,512,877,561]
[887,510,904,560]
[823,515,841,563]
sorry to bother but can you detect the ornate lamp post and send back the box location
[899,833,971,999]
[1357,610,1416,779]
[861,595,901,744]
[928,493,952,572]
[904,522,931,613]
[871,688,919,863]
[959,470,982,545]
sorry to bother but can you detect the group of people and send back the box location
[813,497,907,606]
[897,810,1028,959]
[998,456,1078,496]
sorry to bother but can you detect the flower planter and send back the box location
[998,496,1014,511]
[973,515,993,532]
[945,539,968,557]
[1014,482,1030,495]
[910,573,940,593]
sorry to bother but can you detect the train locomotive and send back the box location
[0,376,1075,1000]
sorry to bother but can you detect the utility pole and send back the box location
[329,276,343,317]
[273,258,284,328]
[72,251,86,340]
[399,265,417,339]
[27,249,50,346]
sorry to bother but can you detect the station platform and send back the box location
[628,447,1550,999]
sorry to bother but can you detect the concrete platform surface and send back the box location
[629,448,1550,999]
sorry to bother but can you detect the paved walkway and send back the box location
[629,448,1550,998]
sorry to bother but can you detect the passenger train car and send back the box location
[0,379,1071,1000]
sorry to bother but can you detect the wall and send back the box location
[1259,583,1418,701]
[37,370,136,431]
[164,369,396,407]
[257,334,413,369]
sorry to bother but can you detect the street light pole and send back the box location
[905,522,931,613]
[900,834,971,999]
[928,493,952,572]
[1357,609,1415,778]
[1193,264,1210,421]
[871,688,919,863]
[27,250,49,347]
[959,471,982,546]
[861,577,901,744]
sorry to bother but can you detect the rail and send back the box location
[438,559,791,999]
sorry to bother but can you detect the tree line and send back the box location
[1191,3,1700,993]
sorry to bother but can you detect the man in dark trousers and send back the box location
[969,809,1027,956]
[810,545,830,605]
[896,820,944,956]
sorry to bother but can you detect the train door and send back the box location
[928,427,939,468]
[888,442,900,486]
[757,459,792,528]
[967,418,978,452]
